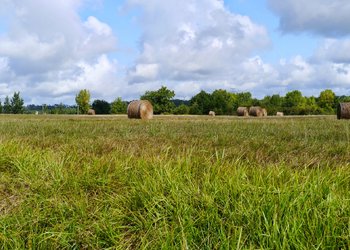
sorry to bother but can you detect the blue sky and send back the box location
[0,0,350,104]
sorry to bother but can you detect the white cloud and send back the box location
[0,57,10,74]
[314,39,350,63]
[1,0,350,104]
[84,16,112,36]
[124,0,350,99]
[0,0,120,103]
[264,0,350,96]
[126,0,270,85]
[267,0,350,36]
[128,64,159,82]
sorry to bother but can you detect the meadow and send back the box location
[0,115,349,249]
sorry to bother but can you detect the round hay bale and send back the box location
[88,109,96,115]
[249,106,264,117]
[276,112,284,117]
[127,100,153,120]
[262,108,268,117]
[209,111,215,117]
[237,107,249,116]
[337,102,350,119]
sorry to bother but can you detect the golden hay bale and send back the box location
[127,100,153,120]
[249,106,264,117]
[209,111,215,116]
[237,107,249,116]
[262,108,268,117]
[337,102,350,119]
[88,109,96,115]
[276,112,284,117]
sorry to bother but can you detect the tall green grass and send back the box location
[0,115,349,249]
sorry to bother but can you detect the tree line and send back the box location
[139,87,345,116]
[0,92,25,114]
[1,87,348,115]
[74,87,347,115]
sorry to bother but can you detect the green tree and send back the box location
[141,86,176,114]
[304,96,320,115]
[42,104,48,114]
[270,94,283,107]
[56,103,65,114]
[75,89,91,114]
[235,92,253,108]
[11,92,24,114]
[92,99,111,114]
[190,90,212,115]
[173,104,190,115]
[261,94,283,115]
[284,90,305,108]
[318,89,335,113]
[3,96,11,114]
[189,102,202,115]
[110,97,127,114]
[283,90,307,115]
[211,89,236,115]
[0,100,2,113]
[336,95,350,104]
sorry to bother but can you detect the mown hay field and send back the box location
[0,115,349,249]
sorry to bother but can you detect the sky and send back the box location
[0,0,350,104]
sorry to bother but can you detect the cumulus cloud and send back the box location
[125,0,350,98]
[126,0,270,86]
[264,55,350,97]
[265,0,350,96]
[2,0,349,104]
[267,0,350,37]
[0,0,118,103]
[313,39,350,63]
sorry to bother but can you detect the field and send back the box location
[0,115,349,249]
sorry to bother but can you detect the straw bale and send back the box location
[237,107,249,116]
[88,109,96,115]
[262,108,268,117]
[209,111,215,116]
[337,102,350,119]
[249,106,263,117]
[127,100,153,120]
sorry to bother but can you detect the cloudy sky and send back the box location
[0,0,350,104]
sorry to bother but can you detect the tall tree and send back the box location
[235,92,253,108]
[92,99,111,114]
[11,92,24,114]
[305,96,320,115]
[189,90,212,115]
[283,90,306,115]
[0,100,2,114]
[261,94,283,115]
[3,96,11,114]
[211,89,236,115]
[284,90,306,107]
[141,86,175,114]
[318,89,335,113]
[110,97,127,114]
[75,89,91,114]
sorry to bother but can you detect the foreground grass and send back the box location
[0,115,349,249]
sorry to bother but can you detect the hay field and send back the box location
[0,115,349,249]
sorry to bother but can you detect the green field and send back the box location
[0,115,349,249]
